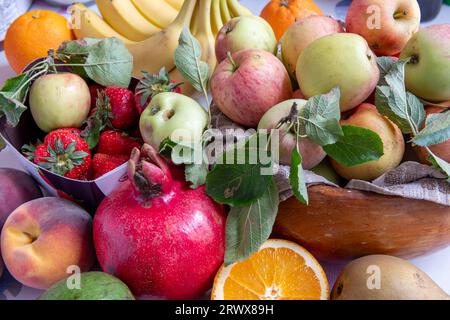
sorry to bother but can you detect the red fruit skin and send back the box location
[37,130,91,180]
[96,130,142,156]
[89,84,104,108]
[104,86,139,129]
[93,149,226,299]
[134,81,182,115]
[92,153,128,179]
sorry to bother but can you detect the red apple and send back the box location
[346,0,421,56]
[258,99,326,168]
[211,49,293,127]
[415,103,450,164]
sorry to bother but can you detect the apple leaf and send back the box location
[323,125,384,167]
[377,56,397,86]
[375,60,425,134]
[0,73,30,127]
[174,27,209,96]
[301,87,343,146]
[289,146,308,204]
[185,162,209,189]
[428,150,450,179]
[224,179,279,266]
[206,133,273,206]
[56,38,133,88]
[413,110,450,147]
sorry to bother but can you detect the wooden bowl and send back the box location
[273,185,450,261]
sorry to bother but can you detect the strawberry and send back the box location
[92,153,129,179]
[104,86,138,129]
[134,67,182,114]
[97,130,142,156]
[33,129,91,180]
[89,84,104,108]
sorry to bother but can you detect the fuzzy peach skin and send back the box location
[331,103,405,181]
[0,197,95,289]
[415,103,450,164]
[346,0,420,56]
[211,49,293,127]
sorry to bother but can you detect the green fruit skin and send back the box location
[401,24,450,102]
[29,73,91,133]
[296,33,380,112]
[139,92,208,149]
[39,272,135,300]
[310,158,342,185]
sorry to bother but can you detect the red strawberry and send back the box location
[89,84,104,108]
[33,129,91,180]
[97,130,142,156]
[104,86,138,129]
[92,153,129,179]
[134,67,182,114]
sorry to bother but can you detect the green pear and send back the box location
[401,24,450,102]
[296,33,380,112]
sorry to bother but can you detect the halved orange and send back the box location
[211,239,329,300]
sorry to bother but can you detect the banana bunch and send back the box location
[70,0,252,94]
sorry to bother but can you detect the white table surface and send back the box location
[0,0,449,299]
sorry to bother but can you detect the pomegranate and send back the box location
[93,144,226,299]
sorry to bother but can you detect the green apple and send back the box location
[215,16,277,62]
[297,33,380,112]
[39,272,134,300]
[29,73,91,132]
[139,92,208,149]
[258,99,326,169]
[281,15,344,79]
[401,24,450,102]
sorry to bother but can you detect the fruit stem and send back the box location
[227,51,238,72]
[128,144,173,201]
[393,10,407,19]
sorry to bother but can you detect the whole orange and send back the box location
[4,10,74,74]
[260,0,323,41]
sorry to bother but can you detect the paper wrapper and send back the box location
[210,104,449,206]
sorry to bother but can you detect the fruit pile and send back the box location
[0,0,449,302]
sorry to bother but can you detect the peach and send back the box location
[0,168,42,226]
[331,103,405,181]
[0,197,95,289]
[415,103,450,164]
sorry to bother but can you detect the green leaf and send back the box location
[289,146,308,204]
[0,73,31,126]
[185,162,208,189]
[377,56,396,85]
[428,150,450,179]
[301,87,343,146]
[413,110,450,147]
[224,180,279,266]
[174,27,209,94]
[57,38,133,87]
[324,125,384,167]
[206,133,273,206]
[0,135,5,151]
[375,60,425,134]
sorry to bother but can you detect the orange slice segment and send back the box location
[212,239,329,300]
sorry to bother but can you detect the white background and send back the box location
[0,0,449,299]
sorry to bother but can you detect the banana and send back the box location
[127,0,198,77]
[227,0,252,17]
[219,0,232,23]
[165,0,184,11]
[194,0,216,77]
[96,0,160,41]
[69,3,134,44]
[131,0,178,28]
[211,0,223,35]
[190,1,200,35]
[169,67,195,96]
